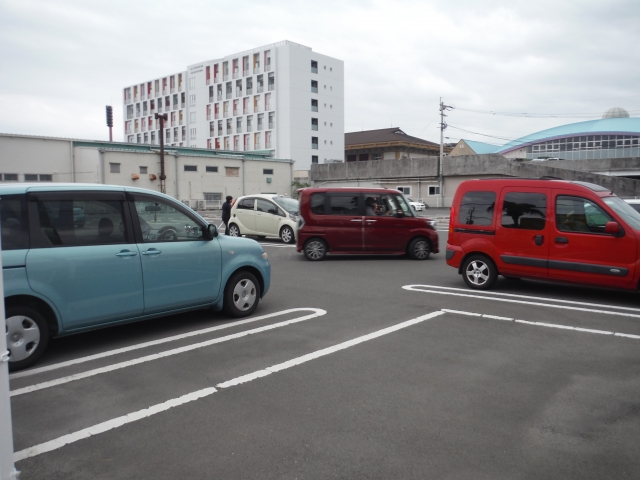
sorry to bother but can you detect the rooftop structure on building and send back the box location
[450,108,640,160]
[344,127,446,162]
[122,41,344,170]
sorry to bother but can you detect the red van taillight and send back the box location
[448,206,455,242]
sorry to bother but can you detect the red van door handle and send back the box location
[534,235,544,246]
[555,236,569,244]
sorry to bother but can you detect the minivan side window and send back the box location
[556,196,612,234]
[35,199,127,247]
[458,191,495,226]
[328,195,360,215]
[133,196,204,242]
[501,192,546,230]
[237,198,255,210]
[256,199,279,215]
[310,193,325,214]
[1,194,29,250]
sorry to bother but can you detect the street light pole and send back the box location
[439,98,453,208]
[155,113,168,193]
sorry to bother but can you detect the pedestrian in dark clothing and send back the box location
[221,196,233,234]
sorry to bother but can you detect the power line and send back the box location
[452,107,640,119]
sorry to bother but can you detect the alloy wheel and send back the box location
[465,260,490,286]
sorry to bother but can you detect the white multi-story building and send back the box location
[122,40,344,170]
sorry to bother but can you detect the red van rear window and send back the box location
[458,191,496,226]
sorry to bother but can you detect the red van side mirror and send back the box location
[604,221,621,236]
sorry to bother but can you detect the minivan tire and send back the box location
[408,237,431,260]
[228,223,241,237]
[462,254,498,290]
[280,226,295,244]
[223,270,260,317]
[6,305,50,372]
[304,238,327,261]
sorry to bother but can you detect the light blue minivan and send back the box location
[1,184,271,371]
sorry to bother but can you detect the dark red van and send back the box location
[296,188,439,261]
[446,178,640,290]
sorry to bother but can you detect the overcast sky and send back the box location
[1,0,639,147]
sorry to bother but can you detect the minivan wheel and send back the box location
[224,271,260,317]
[408,237,431,260]
[462,255,498,290]
[304,238,327,261]
[6,305,50,372]
[280,226,295,244]
[228,224,241,237]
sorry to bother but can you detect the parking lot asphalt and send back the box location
[9,231,640,479]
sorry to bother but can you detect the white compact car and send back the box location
[228,194,299,243]
[407,198,427,211]
[624,198,640,213]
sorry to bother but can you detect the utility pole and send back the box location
[105,106,113,142]
[0,232,19,480]
[155,113,168,193]
[439,98,453,208]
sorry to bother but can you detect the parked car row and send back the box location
[1,184,271,371]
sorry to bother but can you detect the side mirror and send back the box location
[206,224,218,238]
[604,221,622,236]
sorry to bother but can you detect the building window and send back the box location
[184,165,197,172]
[206,166,218,173]
[190,112,196,123]
[189,77,195,88]
[189,94,196,106]
[428,186,440,196]
[263,169,274,175]
[24,174,38,181]
[140,166,148,174]
[311,60,318,73]
[312,137,318,149]
[225,167,240,177]
[397,186,411,195]
[190,128,197,140]
[312,155,319,164]
[372,154,381,160]
[1,174,18,181]
[39,174,53,182]
[110,163,121,173]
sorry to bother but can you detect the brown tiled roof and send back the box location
[345,128,439,147]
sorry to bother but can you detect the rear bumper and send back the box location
[445,244,464,268]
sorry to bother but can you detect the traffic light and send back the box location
[106,106,113,128]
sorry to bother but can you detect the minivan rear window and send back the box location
[501,192,546,230]
[310,193,325,215]
[1,195,29,250]
[458,191,495,226]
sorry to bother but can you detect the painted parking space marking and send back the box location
[11,308,323,381]
[14,310,445,462]
[403,285,640,319]
[11,308,326,397]
[404,284,640,313]
[441,308,640,339]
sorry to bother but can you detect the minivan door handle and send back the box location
[116,250,138,258]
[555,236,569,244]
[142,248,162,256]
[534,235,544,246]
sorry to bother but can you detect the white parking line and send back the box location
[259,243,296,248]
[14,310,445,462]
[11,308,323,380]
[405,284,640,313]
[441,308,640,339]
[11,308,326,397]
[403,285,640,319]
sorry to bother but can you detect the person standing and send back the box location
[221,195,233,234]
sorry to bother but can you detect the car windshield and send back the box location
[408,198,416,202]
[395,194,414,217]
[272,196,299,214]
[603,196,640,230]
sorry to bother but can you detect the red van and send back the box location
[446,178,640,290]
[296,188,439,261]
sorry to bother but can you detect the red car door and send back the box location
[363,192,411,252]
[549,192,637,288]
[323,193,363,252]
[494,187,551,279]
